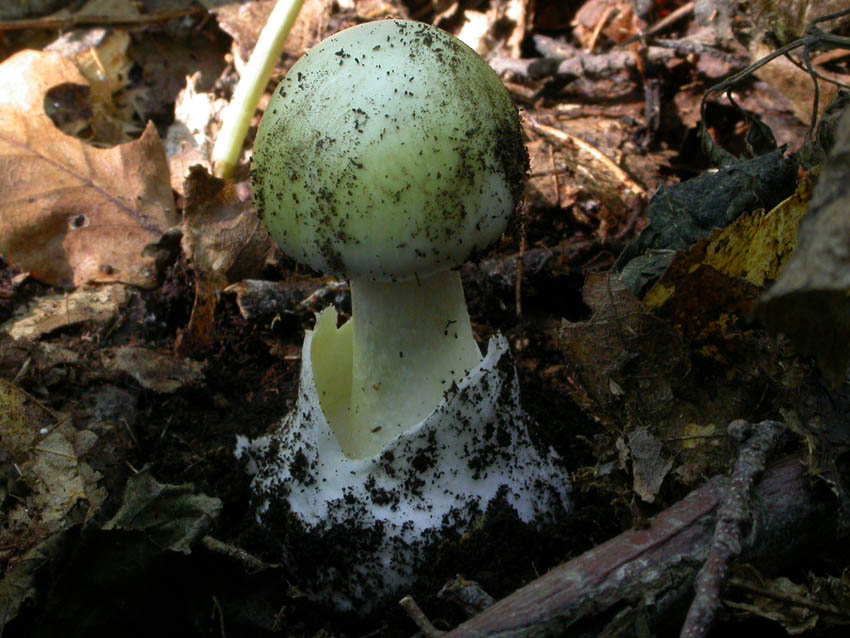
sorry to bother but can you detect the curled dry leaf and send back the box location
[0,50,177,289]
[178,166,271,355]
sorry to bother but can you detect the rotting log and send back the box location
[445,453,835,637]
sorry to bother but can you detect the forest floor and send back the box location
[1,1,850,636]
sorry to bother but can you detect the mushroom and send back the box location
[239,19,570,610]
[250,18,527,457]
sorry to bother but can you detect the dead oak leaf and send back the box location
[0,50,176,289]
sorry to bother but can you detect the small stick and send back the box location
[587,5,616,53]
[0,7,204,31]
[525,114,646,197]
[620,1,695,46]
[679,419,785,638]
[399,595,445,638]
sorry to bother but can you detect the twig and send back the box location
[812,48,850,65]
[620,2,695,46]
[211,595,227,638]
[400,595,445,638]
[679,419,785,638]
[0,7,204,31]
[296,280,348,312]
[727,577,850,619]
[650,38,749,67]
[524,113,646,197]
[200,536,273,574]
[515,206,527,320]
[586,5,617,53]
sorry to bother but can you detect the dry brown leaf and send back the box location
[751,42,839,127]
[101,346,206,393]
[178,166,271,355]
[0,378,55,461]
[572,0,644,51]
[526,138,580,209]
[524,113,645,228]
[559,273,800,487]
[40,29,139,146]
[560,273,689,416]
[0,50,177,289]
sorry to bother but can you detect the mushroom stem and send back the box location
[335,271,482,459]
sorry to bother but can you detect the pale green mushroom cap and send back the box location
[250,19,527,281]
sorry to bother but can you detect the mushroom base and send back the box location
[236,307,571,611]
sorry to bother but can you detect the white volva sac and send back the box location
[242,19,570,609]
[237,307,570,610]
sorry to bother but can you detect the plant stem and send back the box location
[211,0,305,179]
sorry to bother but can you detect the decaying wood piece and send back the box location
[445,452,835,637]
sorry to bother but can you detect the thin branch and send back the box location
[524,114,646,197]
[679,419,785,638]
[0,7,205,31]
